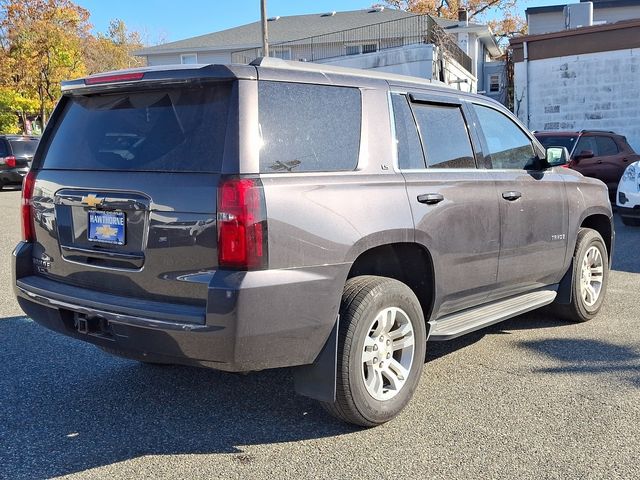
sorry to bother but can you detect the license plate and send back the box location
[87,210,126,245]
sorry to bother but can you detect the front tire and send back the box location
[321,276,426,427]
[555,228,609,322]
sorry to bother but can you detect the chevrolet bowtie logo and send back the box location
[96,224,118,238]
[81,194,103,207]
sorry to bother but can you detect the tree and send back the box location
[382,0,526,43]
[0,0,90,128]
[84,19,145,75]
[0,87,38,133]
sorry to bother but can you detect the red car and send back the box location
[535,130,639,200]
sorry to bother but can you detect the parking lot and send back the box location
[0,188,638,480]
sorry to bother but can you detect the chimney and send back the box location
[458,8,469,27]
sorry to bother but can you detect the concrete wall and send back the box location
[319,44,477,92]
[514,48,640,151]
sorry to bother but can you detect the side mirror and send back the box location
[546,146,570,167]
[574,150,594,161]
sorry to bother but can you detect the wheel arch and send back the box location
[346,242,436,326]
[580,213,613,262]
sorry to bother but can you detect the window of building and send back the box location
[180,54,198,65]
[391,94,425,170]
[474,104,536,170]
[258,81,361,173]
[488,74,500,93]
[346,43,378,55]
[411,103,476,169]
[271,48,292,60]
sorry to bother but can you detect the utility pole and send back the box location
[260,0,269,58]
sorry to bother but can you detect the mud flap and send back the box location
[292,316,338,402]
[555,259,574,305]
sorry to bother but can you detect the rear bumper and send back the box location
[617,205,640,219]
[13,242,346,371]
[0,168,27,184]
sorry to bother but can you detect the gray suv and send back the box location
[13,59,613,426]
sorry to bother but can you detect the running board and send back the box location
[429,290,557,341]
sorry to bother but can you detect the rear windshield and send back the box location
[9,138,39,157]
[41,84,232,172]
[536,135,577,152]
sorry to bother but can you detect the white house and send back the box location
[136,8,502,94]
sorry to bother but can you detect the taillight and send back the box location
[6,156,16,168]
[217,177,267,270]
[21,170,36,242]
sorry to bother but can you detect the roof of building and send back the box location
[137,8,416,55]
[136,8,500,57]
[526,0,640,15]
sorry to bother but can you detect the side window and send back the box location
[412,103,475,169]
[258,82,361,173]
[391,94,425,170]
[575,136,598,157]
[0,141,7,157]
[596,136,619,156]
[474,104,536,170]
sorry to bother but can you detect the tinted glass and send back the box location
[536,135,577,152]
[391,94,425,170]
[8,138,39,157]
[0,141,7,157]
[474,104,536,169]
[412,103,475,169]
[596,136,618,156]
[41,84,231,172]
[258,81,361,173]
[575,136,598,157]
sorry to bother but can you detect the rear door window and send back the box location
[40,83,232,172]
[595,136,619,156]
[411,103,475,169]
[0,140,7,157]
[258,81,361,173]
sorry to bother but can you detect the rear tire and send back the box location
[554,228,609,322]
[99,346,173,365]
[321,276,426,427]
[621,216,640,227]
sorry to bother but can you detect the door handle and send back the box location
[417,193,444,205]
[502,191,522,201]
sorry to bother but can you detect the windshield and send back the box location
[535,135,578,153]
[41,83,232,172]
[9,138,39,157]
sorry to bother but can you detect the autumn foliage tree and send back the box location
[0,0,145,133]
[382,0,527,43]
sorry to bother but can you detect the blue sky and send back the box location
[75,0,575,44]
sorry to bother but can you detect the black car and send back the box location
[0,135,40,190]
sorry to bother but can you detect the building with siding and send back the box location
[135,8,501,94]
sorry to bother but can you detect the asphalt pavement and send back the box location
[0,189,638,480]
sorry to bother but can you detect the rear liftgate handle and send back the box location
[417,193,444,205]
[502,191,522,201]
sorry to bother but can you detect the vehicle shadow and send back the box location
[518,337,640,388]
[0,316,358,480]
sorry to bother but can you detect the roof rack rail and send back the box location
[579,129,615,134]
